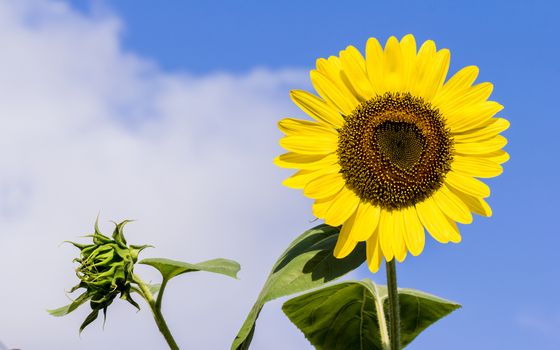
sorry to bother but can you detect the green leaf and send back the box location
[139,257,240,282]
[391,288,461,346]
[48,292,90,317]
[231,224,365,350]
[282,279,461,349]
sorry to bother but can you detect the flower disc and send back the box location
[338,93,453,210]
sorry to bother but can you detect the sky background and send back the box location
[0,0,558,349]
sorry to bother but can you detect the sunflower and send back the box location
[274,34,509,272]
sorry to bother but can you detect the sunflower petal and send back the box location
[304,172,345,199]
[278,118,338,136]
[312,191,340,218]
[446,101,504,133]
[365,37,385,94]
[378,210,395,261]
[399,34,417,90]
[449,188,493,217]
[391,209,408,262]
[334,211,359,258]
[351,203,381,241]
[325,188,360,226]
[279,134,338,155]
[479,150,510,164]
[340,45,374,100]
[290,90,344,127]
[310,70,357,115]
[452,155,503,178]
[445,171,491,198]
[453,118,510,142]
[366,228,383,272]
[454,135,508,155]
[274,152,339,170]
[436,65,479,103]
[402,206,425,256]
[382,36,406,92]
[283,167,338,189]
[432,185,473,224]
[416,197,462,243]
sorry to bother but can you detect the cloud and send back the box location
[0,1,320,348]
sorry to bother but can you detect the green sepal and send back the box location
[231,224,365,350]
[48,292,91,317]
[282,279,461,349]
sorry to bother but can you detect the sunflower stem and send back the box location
[386,260,401,350]
[133,274,180,350]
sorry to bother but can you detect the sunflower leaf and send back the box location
[139,257,240,282]
[282,279,461,349]
[231,224,365,350]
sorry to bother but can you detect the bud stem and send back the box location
[133,274,180,350]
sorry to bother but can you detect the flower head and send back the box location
[275,34,509,272]
[63,219,150,331]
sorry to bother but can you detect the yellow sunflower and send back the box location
[274,34,509,272]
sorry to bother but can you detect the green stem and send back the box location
[386,260,400,350]
[133,274,180,350]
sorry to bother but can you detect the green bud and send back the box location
[50,218,151,332]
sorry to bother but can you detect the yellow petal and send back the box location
[283,166,338,189]
[334,211,359,258]
[453,118,510,143]
[432,185,473,224]
[304,172,345,199]
[446,101,504,133]
[279,134,338,155]
[445,171,490,198]
[340,45,374,100]
[436,82,493,115]
[423,48,450,101]
[365,37,385,94]
[312,191,340,218]
[278,117,338,136]
[316,56,360,106]
[479,150,510,164]
[274,152,339,170]
[310,70,357,115]
[399,34,417,90]
[290,90,344,127]
[449,187,492,217]
[454,135,508,155]
[325,188,360,226]
[382,36,406,92]
[452,155,503,178]
[366,228,383,273]
[378,210,394,261]
[416,197,461,243]
[402,206,425,256]
[391,209,408,262]
[435,65,479,103]
[350,203,381,241]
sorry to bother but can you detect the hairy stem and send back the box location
[134,274,180,350]
[386,260,400,350]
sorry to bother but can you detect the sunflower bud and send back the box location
[60,219,151,331]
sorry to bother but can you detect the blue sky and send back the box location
[0,0,558,349]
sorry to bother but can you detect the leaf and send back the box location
[391,288,461,346]
[139,257,240,282]
[231,224,365,350]
[48,292,90,317]
[282,279,461,349]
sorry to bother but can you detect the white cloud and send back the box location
[0,1,322,348]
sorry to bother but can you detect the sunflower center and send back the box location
[375,122,425,169]
[337,92,453,211]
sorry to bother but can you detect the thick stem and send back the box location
[386,260,400,350]
[134,275,180,350]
